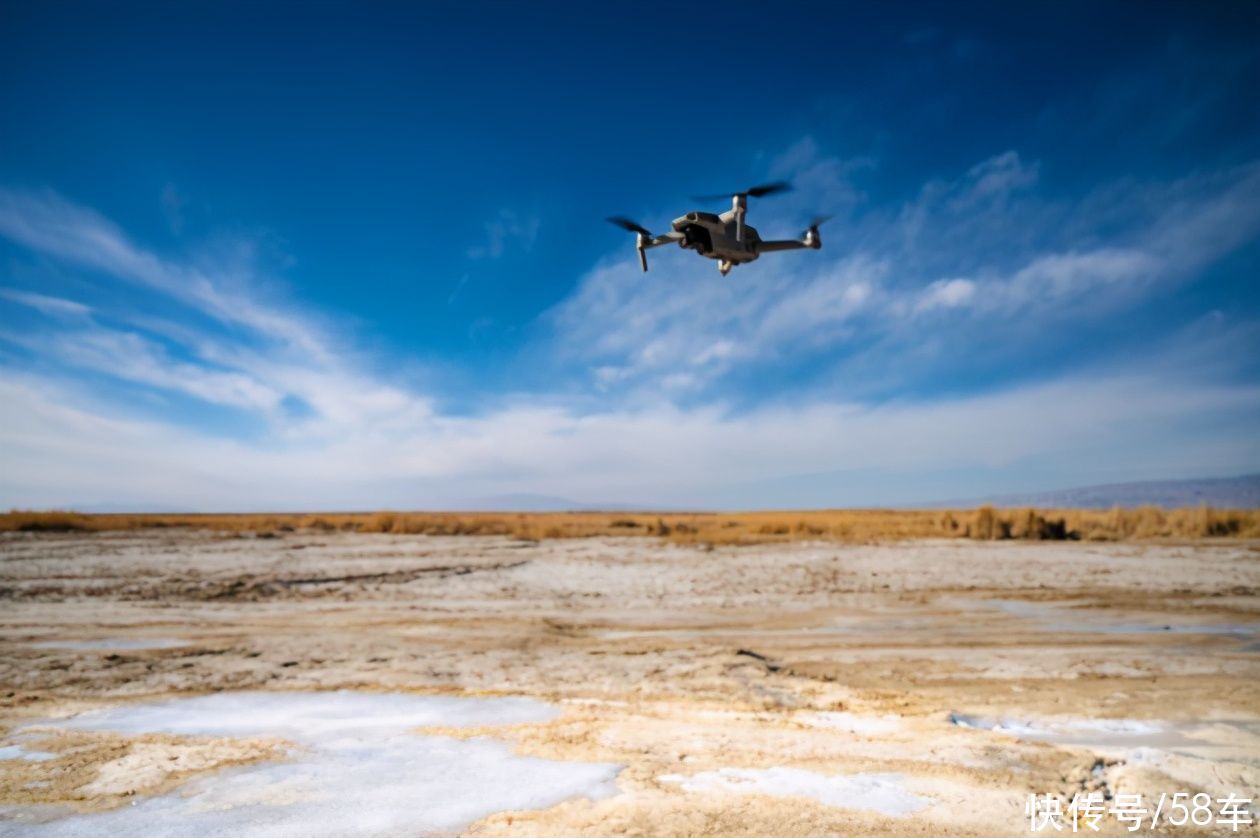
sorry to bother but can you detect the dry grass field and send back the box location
[4,505,1259,544]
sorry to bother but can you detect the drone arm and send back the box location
[758,223,823,254]
[645,231,683,248]
[631,231,683,272]
[756,239,810,253]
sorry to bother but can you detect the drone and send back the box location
[607,181,828,276]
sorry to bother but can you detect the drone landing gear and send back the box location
[718,260,733,276]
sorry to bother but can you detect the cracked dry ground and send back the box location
[1,531,1258,835]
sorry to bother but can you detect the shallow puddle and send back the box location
[949,712,1260,766]
[0,746,55,763]
[0,691,620,836]
[969,599,1260,638]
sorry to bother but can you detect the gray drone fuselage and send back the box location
[671,209,762,265]
[666,203,820,274]
[610,185,823,276]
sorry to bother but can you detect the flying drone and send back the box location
[607,181,828,276]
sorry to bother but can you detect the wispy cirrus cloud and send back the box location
[466,209,540,260]
[0,287,91,319]
[0,188,331,360]
[0,320,285,415]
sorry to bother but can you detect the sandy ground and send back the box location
[0,530,1257,835]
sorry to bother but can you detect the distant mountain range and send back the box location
[443,493,652,512]
[931,474,1260,510]
[71,501,191,514]
[454,479,1260,511]
[66,475,1260,513]
[69,493,649,514]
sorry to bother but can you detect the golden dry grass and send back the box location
[3,505,1258,543]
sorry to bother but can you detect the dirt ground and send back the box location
[0,530,1257,835]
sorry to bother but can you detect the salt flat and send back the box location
[0,530,1257,835]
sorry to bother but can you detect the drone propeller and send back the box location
[746,181,792,198]
[606,216,652,271]
[691,181,792,202]
[606,216,651,236]
[692,182,792,243]
[803,215,831,249]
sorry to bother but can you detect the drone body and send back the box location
[609,182,826,276]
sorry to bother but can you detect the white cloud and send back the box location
[548,253,886,389]
[915,278,975,312]
[692,340,738,366]
[0,188,332,360]
[0,188,443,440]
[0,287,91,318]
[23,327,284,414]
[1,364,1256,510]
[1001,248,1157,306]
[959,150,1040,201]
[466,209,540,260]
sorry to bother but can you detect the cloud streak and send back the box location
[1,363,1255,510]
[466,209,540,260]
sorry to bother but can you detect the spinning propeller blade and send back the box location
[606,216,651,237]
[607,217,653,272]
[692,181,793,202]
[803,215,830,249]
[746,181,791,198]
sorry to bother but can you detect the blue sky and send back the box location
[1,1,1258,510]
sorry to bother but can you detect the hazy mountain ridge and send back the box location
[66,475,1260,513]
[937,474,1260,510]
